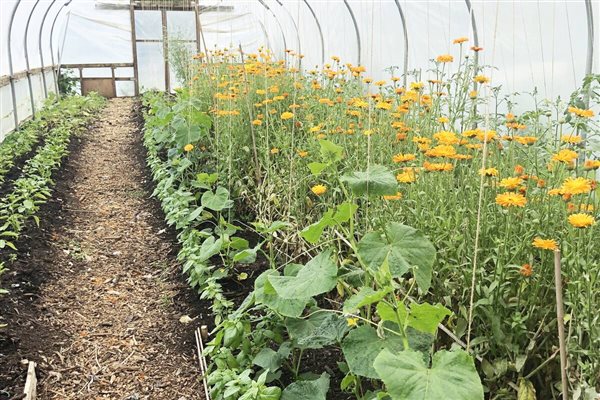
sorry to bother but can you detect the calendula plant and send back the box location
[145,40,600,399]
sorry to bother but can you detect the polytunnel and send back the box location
[1,1,600,399]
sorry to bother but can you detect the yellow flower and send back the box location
[561,134,582,144]
[375,101,392,110]
[552,149,578,164]
[436,54,454,63]
[495,192,527,207]
[433,131,460,145]
[270,148,279,154]
[567,106,594,118]
[363,129,374,136]
[396,170,417,183]
[560,177,593,195]
[297,150,308,157]
[251,119,262,126]
[479,167,498,177]
[584,160,600,170]
[453,37,469,44]
[469,90,478,98]
[346,317,359,327]
[311,184,327,196]
[255,89,266,95]
[281,111,294,120]
[476,130,496,142]
[383,192,403,201]
[183,144,194,152]
[410,82,424,91]
[499,177,523,190]
[514,136,538,146]
[473,75,490,84]
[568,213,595,228]
[423,161,453,172]
[532,237,558,251]
[425,145,457,158]
[437,116,449,123]
[392,153,416,163]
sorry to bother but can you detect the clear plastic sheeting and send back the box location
[1,0,599,140]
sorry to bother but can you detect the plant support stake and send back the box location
[554,249,568,400]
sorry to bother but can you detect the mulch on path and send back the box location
[0,98,206,399]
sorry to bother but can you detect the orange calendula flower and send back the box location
[499,177,523,190]
[583,160,600,170]
[496,192,527,207]
[392,153,416,163]
[560,177,593,195]
[568,213,595,228]
[532,237,558,251]
[453,37,469,44]
[423,161,453,172]
[251,119,262,126]
[311,184,327,196]
[433,131,460,145]
[514,136,538,146]
[297,150,308,157]
[270,148,279,154]
[184,144,194,152]
[561,134,582,144]
[479,167,499,177]
[520,263,533,277]
[281,111,294,120]
[396,170,417,183]
[514,165,525,175]
[436,54,454,63]
[383,192,402,201]
[552,149,578,164]
[567,106,594,118]
[425,145,457,158]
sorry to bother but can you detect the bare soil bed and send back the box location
[0,98,207,399]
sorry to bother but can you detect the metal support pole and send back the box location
[343,0,361,66]
[7,0,21,130]
[39,0,58,98]
[257,0,287,62]
[393,0,409,88]
[50,1,72,98]
[303,0,325,65]
[465,0,480,128]
[129,0,140,96]
[275,0,302,54]
[24,0,42,117]
[193,1,202,55]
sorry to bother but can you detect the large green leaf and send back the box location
[255,271,310,317]
[281,373,330,400]
[343,287,390,314]
[198,235,223,262]
[174,123,204,148]
[357,223,436,291]
[340,165,398,196]
[373,349,484,400]
[300,203,357,244]
[341,325,405,379]
[201,187,233,211]
[285,312,349,349]
[269,250,337,299]
[319,139,343,162]
[407,303,451,334]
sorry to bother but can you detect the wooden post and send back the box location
[111,66,117,97]
[23,361,37,400]
[553,249,569,400]
[193,1,201,55]
[161,9,170,93]
[129,0,140,96]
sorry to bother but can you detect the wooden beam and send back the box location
[23,361,37,400]
[129,0,140,96]
[161,9,170,93]
[60,63,134,69]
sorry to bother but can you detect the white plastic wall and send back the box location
[1,0,599,141]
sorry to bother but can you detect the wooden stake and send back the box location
[195,327,211,400]
[554,249,569,400]
[23,361,37,400]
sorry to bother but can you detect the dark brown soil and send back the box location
[0,98,206,399]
